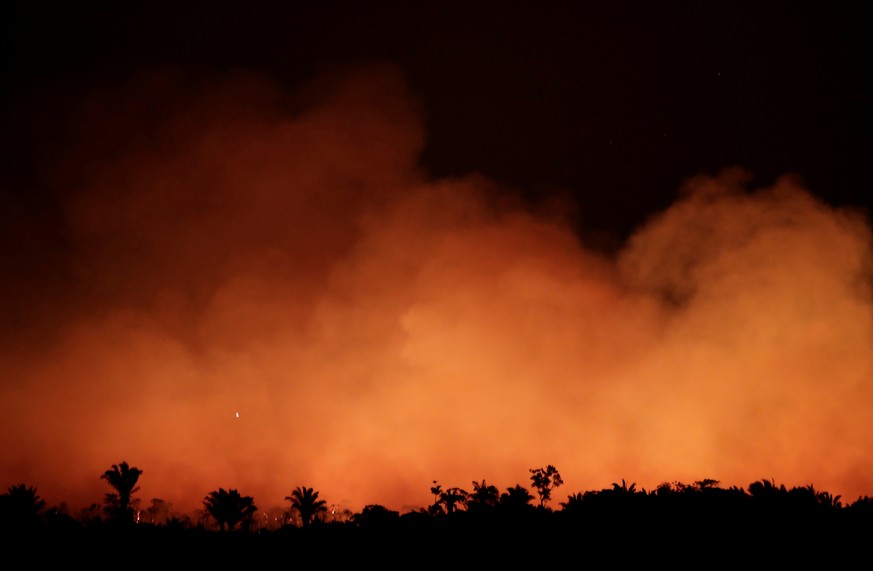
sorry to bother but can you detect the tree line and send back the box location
[3,460,873,535]
[4,461,873,565]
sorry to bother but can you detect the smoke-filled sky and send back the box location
[1,2,872,517]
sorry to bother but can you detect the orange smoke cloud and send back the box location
[1,63,872,517]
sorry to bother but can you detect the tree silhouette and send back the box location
[202,488,256,531]
[748,478,785,498]
[429,480,444,515]
[285,486,327,528]
[468,479,499,513]
[438,487,469,514]
[499,484,535,512]
[695,478,720,490]
[529,465,563,508]
[559,491,585,512]
[0,483,46,529]
[847,495,873,516]
[612,479,637,493]
[100,461,142,524]
[145,498,171,525]
[817,490,842,509]
[352,504,401,529]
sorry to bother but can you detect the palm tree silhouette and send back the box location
[438,487,469,514]
[430,481,443,504]
[468,480,499,512]
[100,461,142,524]
[612,479,637,493]
[202,488,257,531]
[0,483,46,528]
[285,486,327,528]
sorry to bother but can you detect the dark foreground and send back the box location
[4,506,872,568]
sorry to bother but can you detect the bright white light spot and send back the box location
[235,411,240,418]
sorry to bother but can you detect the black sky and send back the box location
[1,1,870,246]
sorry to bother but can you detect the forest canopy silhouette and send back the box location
[3,460,873,567]
[4,460,873,528]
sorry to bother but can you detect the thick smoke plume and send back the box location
[1,64,872,517]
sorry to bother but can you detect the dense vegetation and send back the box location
[2,462,872,565]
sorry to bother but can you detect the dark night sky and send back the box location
[2,1,870,246]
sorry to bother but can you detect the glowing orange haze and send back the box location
[1,63,872,518]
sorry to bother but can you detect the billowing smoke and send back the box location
[1,63,872,517]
